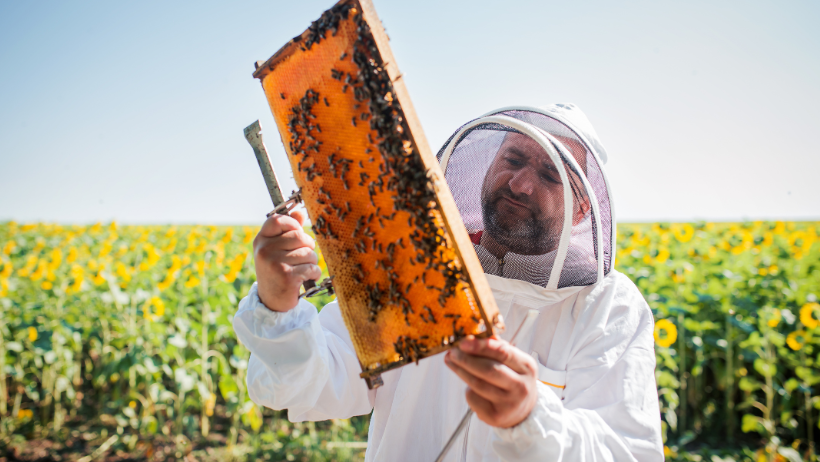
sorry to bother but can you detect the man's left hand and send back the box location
[444,335,538,428]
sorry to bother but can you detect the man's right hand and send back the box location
[252,210,322,312]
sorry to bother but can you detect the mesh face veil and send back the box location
[436,105,615,290]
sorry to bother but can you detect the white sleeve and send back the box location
[232,283,375,421]
[491,287,664,461]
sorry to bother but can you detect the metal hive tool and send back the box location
[249,0,502,389]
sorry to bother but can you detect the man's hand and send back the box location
[252,210,322,312]
[444,335,539,428]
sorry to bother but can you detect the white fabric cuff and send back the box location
[235,283,318,341]
[234,283,330,414]
[495,381,559,441]
[492,381,565,460]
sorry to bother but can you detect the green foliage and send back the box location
[619,222,820,460]
[0,221,364,461]
[0,220,818,460]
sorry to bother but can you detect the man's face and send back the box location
[480,132,588,255]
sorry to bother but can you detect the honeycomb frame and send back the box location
[252,0,501,388]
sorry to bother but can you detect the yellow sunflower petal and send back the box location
[800,303,820,329]
[654,319,678,348]
[787,330,807,351]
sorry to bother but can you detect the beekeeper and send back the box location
[233,104,664,461]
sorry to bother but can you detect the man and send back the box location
[233,104,664,461]
[476,131,590,259]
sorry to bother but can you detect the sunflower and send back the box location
[143,296,166,321]
[654,319,678,347]
[787,330,808,351]
[2,241,15,255]
[672,224,695,243]
[800,303,820,329]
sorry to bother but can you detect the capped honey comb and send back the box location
[252,0,501,388]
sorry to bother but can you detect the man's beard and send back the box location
[482,190,559,255]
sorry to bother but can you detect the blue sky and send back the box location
[1,0,818,224]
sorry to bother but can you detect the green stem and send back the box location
[763,343,775,461]
[176,389,185,435]
[765,346,773,426]
[695,337,704,432]
[54,388,62,432]
[11,391,21,423]
[53,291,66,433]
[0,311,6,418]
[129,292,136,389]
[230,366,247,448]
[100,318,110,416]
[726,314,734,442]
[42,364,53,427]
[678,313,687,435]
[201,297,210,437]
[805,387,814,459]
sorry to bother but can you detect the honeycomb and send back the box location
[252,0,501,387]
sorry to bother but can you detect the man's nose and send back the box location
[509,169,535,196]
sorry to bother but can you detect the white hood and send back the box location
[436,105,616,292]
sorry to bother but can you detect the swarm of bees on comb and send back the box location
[252,0,501,388]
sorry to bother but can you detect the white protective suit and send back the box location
[233,104,665,461]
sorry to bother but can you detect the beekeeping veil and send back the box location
[437,105,615,289]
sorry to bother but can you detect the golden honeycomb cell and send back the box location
[252,0,501,387]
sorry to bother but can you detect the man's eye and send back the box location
[505,158,524,168]
[539,171,560,184]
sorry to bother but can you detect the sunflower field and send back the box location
[0,220,818,461]
[619,221,819,461]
